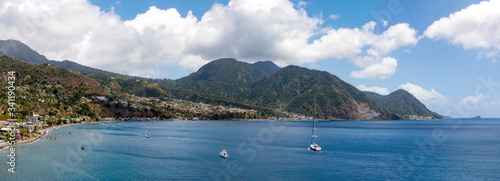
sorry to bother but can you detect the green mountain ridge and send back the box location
[1,39,444,120]
[243,66,398,120]
[170,58,270,97]
[0,40,272,114]
[0,56,275,120]
[0,40,50,64]
[364,90,442,119]
[0,56,111,118]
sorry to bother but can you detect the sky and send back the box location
[0,0,499,118]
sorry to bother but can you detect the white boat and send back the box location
[145,134,150,138]
[219,150,229,158]
[309,95,322,151]
[310,143,321,151]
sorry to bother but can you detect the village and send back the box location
[0,84,311,144]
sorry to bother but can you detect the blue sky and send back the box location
[1,0,499,117]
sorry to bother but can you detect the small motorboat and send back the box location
[219,150,229,158]
[145,134,151,138]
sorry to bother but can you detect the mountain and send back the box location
[3,39,432,120]
[170,58,270,97]
[242,65,398,120]
[0,40,177,98]
[252,61,281,75]
[0,56,111,118]
[0,56,275,120]
[364,89,442,119]
[0,39,50,64]
[0,40,149,79]
[0,55,107,97]
[0,41,273,114]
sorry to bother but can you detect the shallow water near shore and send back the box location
[1,119,499,180]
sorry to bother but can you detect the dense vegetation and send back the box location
[242,66,397,120]
[364,90,442,119]
[0,56,273,120]
[1,39,445,120]
[0,56,107,119]
[168,58,271,97]
[0,56,107,96]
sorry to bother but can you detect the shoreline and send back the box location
[0,122,95,151]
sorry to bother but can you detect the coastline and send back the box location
[0,122,91,151]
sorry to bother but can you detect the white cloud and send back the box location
[458,93,486,112]
[398,83,500,118]
[357,85,390,95]
[350,57,397,79]
[452,93,500,118]
[297,1,308,8]
[424,0,500,63]
[328,14,339,20]
[0,0,419,78]
[398,83,450,111]
[478,50,499,63]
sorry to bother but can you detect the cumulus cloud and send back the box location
[357,85,390,95]
[424,0,500,63]
[350,57,397,79]
[451,93,500,118]
[398,83,500,118]
[398,83,450,111]
[458,93,486,112]
[0,0,419,78]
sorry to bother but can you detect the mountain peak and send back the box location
[365,89,442,119]
[252,61,281,75]
[174,58,270,96]
[211,58,238,63]
[392,89,410,94]
[0,39,49,64]
[245,65,397,120]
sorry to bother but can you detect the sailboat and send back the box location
[309,95,321,151]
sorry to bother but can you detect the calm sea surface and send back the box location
[1,119,499,180]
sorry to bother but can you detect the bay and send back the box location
[1,119,499,180]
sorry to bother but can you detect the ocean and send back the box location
[1,119,499,180]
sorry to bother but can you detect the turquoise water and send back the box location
[1,119,499,180]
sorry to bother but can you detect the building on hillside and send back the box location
[0,127,11,133]
[26,116,38,122]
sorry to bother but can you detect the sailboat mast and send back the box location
[311,95,317,144]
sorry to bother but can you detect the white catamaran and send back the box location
[309,95,321,151]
